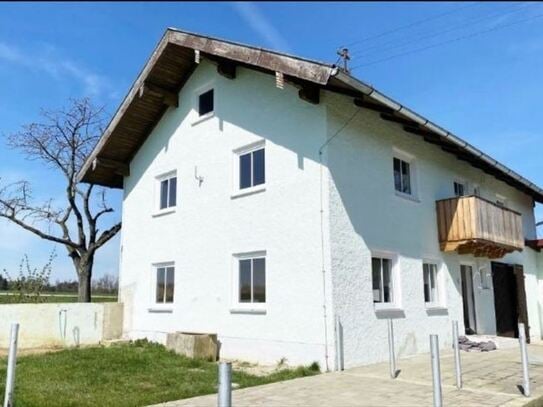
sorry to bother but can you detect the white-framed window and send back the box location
[423,263,440,304]
[198,88,214,116]
[394,157,411,195]
[392,148,417,200]
[232,251,266,311]
[372,257,393,303]
[192,82,216,126]
[154,263,175,304]
[232,141,266,196]
[154,171,177,214]
[454,180,466,197]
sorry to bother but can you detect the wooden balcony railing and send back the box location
[436,195,524,259]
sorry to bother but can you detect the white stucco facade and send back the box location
[324,92,541,367]
[118,60,543,369]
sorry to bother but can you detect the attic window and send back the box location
[198,89,214,116]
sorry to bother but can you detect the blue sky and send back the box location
[0,2,542,282]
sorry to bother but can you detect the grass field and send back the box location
[0,292,117,304]
[0,341,319,406]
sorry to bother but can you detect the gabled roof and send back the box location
[78,28,543,203]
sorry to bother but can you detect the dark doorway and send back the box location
[460,265,477,334]
[491,263,530,341]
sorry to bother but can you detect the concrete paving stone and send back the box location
[151,344,543,407]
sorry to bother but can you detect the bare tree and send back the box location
[0,98,121,302]
[92,273,118,295]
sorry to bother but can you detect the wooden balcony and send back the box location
[436,195,524,259]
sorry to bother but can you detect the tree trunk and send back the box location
[76,256,94,303]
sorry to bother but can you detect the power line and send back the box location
[350,11,543,70]
[349,2,534,58]
[341,2,482,49]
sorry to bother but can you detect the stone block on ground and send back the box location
[166,332,218,361]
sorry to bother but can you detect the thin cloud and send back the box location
[230,2,291,52]
[0,41,111,98]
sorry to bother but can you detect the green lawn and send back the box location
[0,292,117,304]
[526,397,543,407]
[0,340,319,407]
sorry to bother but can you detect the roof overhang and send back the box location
[78,28,543,203]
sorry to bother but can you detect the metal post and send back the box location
[3,323,19,407]
[335,315,344,371]
[217,362,232,407]
[452,321,462,389]
[430,335,442,407]
[518,323,530,397]
[388,319,397,379]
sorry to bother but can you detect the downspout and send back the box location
[317,73,364,370]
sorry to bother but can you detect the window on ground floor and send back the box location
[237,255,266,304]
[423,263,439,304]
[372,257,393,304]
[155,264,175,304]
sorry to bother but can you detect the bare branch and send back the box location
[0,209,80,249]
[0,98,121,302]
[93,222,122,250]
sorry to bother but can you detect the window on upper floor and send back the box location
[454,181,466,197]
[157,173,177,211]
[239,148,265,190]
[155,264,175,304]
[198,89,214,116]
[232,140,266,196]
[393,157,412,196]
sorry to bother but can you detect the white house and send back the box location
[79,29,543,370]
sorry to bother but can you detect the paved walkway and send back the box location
[154,344,543,406]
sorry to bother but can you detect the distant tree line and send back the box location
[1,252,118,295]
[0,275,118,295]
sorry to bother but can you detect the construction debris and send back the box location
[458,336,497,352]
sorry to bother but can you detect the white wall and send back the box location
[0,303,123,349]
[119,60,541,369]
[324,91,540,367]
[120,61,332,368]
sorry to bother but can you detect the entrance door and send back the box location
[460,265,477,334]
[491,263,530,340]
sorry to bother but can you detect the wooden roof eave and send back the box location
[77,28,543,204]
[78,29,335,188]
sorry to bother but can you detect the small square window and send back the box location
[239,148,265,190]
[393,157,412,195]
[155,265,175,304]
[198,89,214,116]
[157,174,177,211]
[238,256,266,303]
